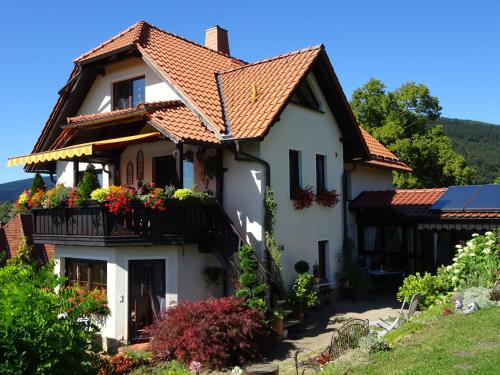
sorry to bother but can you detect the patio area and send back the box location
[264,293,401,374]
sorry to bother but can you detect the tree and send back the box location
[494,177,500,184]
[6,236,35,266]
[351,79,475,188]
[78,164,100,201]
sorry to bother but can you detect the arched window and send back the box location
[136,150,144,182]
[126,162,134,185]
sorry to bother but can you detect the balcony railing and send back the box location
[32,199,238,249]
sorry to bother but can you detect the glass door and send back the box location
[128,259,166,342]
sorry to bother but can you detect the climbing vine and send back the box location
[264,187,283,292]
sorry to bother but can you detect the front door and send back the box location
[128,260,166,342]
[153,156,179,188]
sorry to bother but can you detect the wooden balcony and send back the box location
[32,199,241,255]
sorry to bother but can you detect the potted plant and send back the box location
[315,189,340,208]
[271,307,285,338]
[291,273,319,324]
[313,263,321,284]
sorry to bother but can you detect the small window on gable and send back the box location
[113,76,145,110]
[289,150,301,199]
[290,80,320,111]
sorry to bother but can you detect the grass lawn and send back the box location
[325,307,500,375]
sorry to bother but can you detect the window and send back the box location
[65,258,107,291]
[318,241,328,280]
[316,154,326,193]
[183,159,194,189]
[136,151,144,182]
[113,76,145,110]
[126,162,134,185]
[290,80,320,111]
[289,150,301,198]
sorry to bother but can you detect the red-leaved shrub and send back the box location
[147,297,271,369]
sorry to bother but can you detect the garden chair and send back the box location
[375,292,420,332]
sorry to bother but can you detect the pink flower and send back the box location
[189,360,202,373]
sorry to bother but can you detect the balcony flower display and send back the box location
[138,183,168,211]
[68,188,85,208]
[16,190,31,212]
[29,189,46,209]
[44,185,71,209]
[104,186,136,215]
[315,189,340,208]
[292,186,315,210]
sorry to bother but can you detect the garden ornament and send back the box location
[464,301,479,314]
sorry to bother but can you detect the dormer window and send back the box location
[291,80,320,111]
[113,76,145,110]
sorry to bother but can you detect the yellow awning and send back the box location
[7,132,160,167]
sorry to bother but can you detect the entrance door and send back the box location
[128,260,166,342]
[153,156,179,188]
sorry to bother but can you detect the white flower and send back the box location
[231,367,243,375]
[469,253,476,257]
[452,257,458,262]
[454,269,460,274]
[467,240,473,246]
[485,231,493,236]
[458,253,466,259]
[486,240,495,246]
[483,248,492,255]
[446,265,453,271]
[455,244,462,249]
[451,276,458,281]
[472,233,479,237]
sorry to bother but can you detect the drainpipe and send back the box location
[343,162,357,240]
[232,141,271,188]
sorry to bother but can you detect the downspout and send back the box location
[343,162,357,240]
[232,141,271,188]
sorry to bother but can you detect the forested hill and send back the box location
[0,176,53,202]
[431,117,500,184]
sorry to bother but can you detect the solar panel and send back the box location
[431,185,480,211]
[465,184,500,212]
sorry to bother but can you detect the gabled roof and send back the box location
[357,127,412,172]
[350,188,500,220]
[218,46,322,139]
[32,21,377,166]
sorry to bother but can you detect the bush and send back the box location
[131,360,190,375]
[462,287,500,309]
[0,263,109,374]
[78,165,100,201]
[445,231,500,289]
[235,244,267,311]
[358,332,390,353]
[397,268,451,309]
[45,184,71,208]
[91,188,108,203]
[291,273,319,312]
[294,260,310,274]
[30,173,46,196]
[146,297,270,369]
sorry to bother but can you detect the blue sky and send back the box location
[1,0,499,183]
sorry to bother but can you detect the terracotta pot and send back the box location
[297,312,305,324]
[272,318,284,338]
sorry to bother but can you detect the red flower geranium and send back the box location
[292,186,315,210]
[315,189,340,208]
[104,186,136,215]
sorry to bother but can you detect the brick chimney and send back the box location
[205,25,230,55]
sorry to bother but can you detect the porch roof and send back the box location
[350,188,500,221]
[7,132,160,166]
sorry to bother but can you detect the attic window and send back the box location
[113,76,145,110]
[290,80,320,111]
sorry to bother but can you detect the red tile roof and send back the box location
[219,46,322,139]
[0,214,53,264]
[55,101,219,145]
[350,188,500,220]
[357,128,412,172]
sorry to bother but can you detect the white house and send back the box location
[7,21,411,345]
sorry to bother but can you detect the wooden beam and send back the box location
[176,142,184,188]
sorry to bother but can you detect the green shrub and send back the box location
[358,332,390,353]
[235,244,267,311]
[397,269,451,309]
[445,230,500,289]
[131,360,190,375]
[90,188,108,203]
[78,165,100,201]
[291,273,319,312]
[45,184,71,208]
[294,260,310,274]
[30,173,46,196]
[0,263,108,374]
[462,287,500,309]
